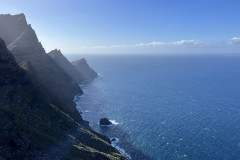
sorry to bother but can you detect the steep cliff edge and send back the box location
[72,58,98,81]
[0,14,28,46]
[48,49,98,83]
[48,49,85,83]
[0,38,127,160]
[0,13,83,123]
[0,38,20,85]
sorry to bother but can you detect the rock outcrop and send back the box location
[48,49,85,83]
[0,14,28,46]
[0,37,16,64]
[0,13,83,123]
[100,118,113,126]
[0,38,20,85]
[72,58,98,81]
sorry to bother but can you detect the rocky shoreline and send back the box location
[73,83,132,160]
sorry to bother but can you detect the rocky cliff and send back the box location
[72,58,98,81]
[0,37,20,85]
[0,12,128,160]
[0,38,127,160]
[48,49,85,83]
[0,13,83,123]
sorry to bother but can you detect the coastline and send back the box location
[73,82,132,160]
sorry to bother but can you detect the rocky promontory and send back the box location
[72,58,98,81]
[48,49,85,83]
[0,13,128,160]
[0,13,83,123]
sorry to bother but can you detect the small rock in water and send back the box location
[100,118,112,126]
[112,138,117,142]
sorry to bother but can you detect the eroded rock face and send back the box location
[0,14,83,123]
[72,58,98,81]
[0,14,28,46]
[48,49,85,83]
[0,38,15,63]
[0,38,20,86]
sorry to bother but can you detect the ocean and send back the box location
[67,54,240,160]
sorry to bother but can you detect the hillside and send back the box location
[0,37,127,160]
[0,13,83,123]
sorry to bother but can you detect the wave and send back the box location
[111,138,131,160]
[99,120,119,127]
[74,90,131,159]
[110,120,119,125]
[100,124,114,127]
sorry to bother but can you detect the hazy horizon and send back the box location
[1,0,240,54]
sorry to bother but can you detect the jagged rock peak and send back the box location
[0,13,26,21]
[72,58,98,81]
[47,49,68,61]
[0,13,42,49]
[54,48,61,52]
[48,48,63,55]
[48,49,86,82]
[73,58,87,64]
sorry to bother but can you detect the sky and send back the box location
[1,0,240,54]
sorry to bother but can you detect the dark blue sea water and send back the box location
[68,54,240,160]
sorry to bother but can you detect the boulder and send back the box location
[100,118,112,126]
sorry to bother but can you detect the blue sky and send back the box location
[1,0,240,54]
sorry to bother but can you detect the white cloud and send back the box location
[171,40,201,46]
[228,37,240,44]
[135,41,166,46]
[134,40,201,47]
[67,37,240,54]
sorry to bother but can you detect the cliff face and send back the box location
[72,58,98,81]
[48,49,85,83]
[0,14,28,46]
[0,38,127,160]
[48,49,98,83]
[0,38,16,64]
[0,38,20,85]
[0,14,83,123]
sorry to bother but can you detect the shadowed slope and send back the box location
[0,13,83,123]
[72,58,98,81]
[0,37,127,160]
[48,49,85,83]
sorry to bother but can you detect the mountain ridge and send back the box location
[47,49,85,83]
[0,13,83,123]
[72,58,98,81]
[0,13,128,160]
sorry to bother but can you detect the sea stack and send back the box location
[100,118,113,126]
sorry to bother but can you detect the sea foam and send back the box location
[110,120,119,125]
[111,138,132,160]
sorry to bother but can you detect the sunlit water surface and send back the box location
[68,54,240,160]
